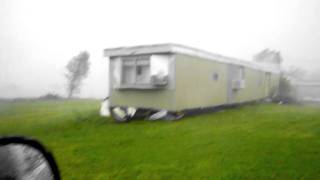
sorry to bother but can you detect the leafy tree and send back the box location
[253,49,283,64]
[276,74,294,102]
[253,49,303,103]
[65,51,90,98]
[274,67,305,104]
[39,93,62,100]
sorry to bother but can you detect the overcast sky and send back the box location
[1,0,320,98]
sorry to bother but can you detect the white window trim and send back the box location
[119,55,154,89]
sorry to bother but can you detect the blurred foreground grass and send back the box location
[1,100,320,179]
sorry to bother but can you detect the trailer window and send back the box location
[212,73,219,81]
[121,56,151,86]
[136,59,150,84]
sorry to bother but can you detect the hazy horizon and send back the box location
[1,0,320,98]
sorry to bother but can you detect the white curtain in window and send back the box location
[150,55,169,76]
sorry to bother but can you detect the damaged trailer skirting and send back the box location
[109,106,184,122]
[108,100,264,122]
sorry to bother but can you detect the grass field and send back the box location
[1,100,320,179]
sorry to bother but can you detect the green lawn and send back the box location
[1,100,320,179]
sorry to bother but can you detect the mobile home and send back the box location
[103,44,280,122]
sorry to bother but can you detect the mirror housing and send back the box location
[0,136,60,180]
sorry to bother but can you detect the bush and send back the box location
[39,93,63,100]
[273,75,298,104]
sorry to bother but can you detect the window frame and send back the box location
[120,55,153,89]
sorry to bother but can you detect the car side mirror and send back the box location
[0,136,60,180]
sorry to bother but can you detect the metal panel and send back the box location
[174,54,228,110]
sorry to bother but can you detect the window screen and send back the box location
[121,56,151,86]
[122,65,135,84]
[136,61,150,84]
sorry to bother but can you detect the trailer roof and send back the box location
[104,43,280,73]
